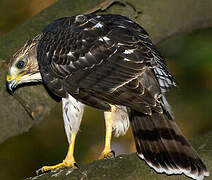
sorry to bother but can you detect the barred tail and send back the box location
[129,109,209,180]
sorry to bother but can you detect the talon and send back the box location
[74,162,80,168]
[39,160,78,173]
[104,150,115,159]
[37,133,79,173]
[36,168,45,175]
[99,150,115,159]
[111,150,115,157]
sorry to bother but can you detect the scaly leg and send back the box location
[41,133,77,173]
[99,105,116,159]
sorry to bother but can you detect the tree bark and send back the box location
[0,0,211,144]
[26,131,212,180]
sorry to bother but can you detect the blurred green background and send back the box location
[0,0,211,180]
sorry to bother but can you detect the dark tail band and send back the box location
[129,108,209,180]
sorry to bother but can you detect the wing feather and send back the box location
[37,14,175,112]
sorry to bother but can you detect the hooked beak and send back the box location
[6,75,17,93]
[6,72,25,93]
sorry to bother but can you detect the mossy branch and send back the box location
[26,131,212,180]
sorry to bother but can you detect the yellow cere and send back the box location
[6,72,26,82]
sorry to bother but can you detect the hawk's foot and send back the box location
[99,149,115,160]
[36,160,79,175]
[36,133,78,175]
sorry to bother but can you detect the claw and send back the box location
[37,160,78,175]
[99,150,115,160]
[104,150,115,159]
[36,168,44,175]
[111,150,115,157]
[73,162,80,168]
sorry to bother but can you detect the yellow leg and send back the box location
[41,133,77,172]
[99,105,116,159]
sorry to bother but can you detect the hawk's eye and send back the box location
[16,60,25,69]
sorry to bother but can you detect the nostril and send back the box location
[6,75,12,81]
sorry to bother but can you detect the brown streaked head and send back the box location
[6,34,43,92]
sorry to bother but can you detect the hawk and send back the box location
[6,14,209,179]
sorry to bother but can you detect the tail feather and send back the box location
[129,109,209,180]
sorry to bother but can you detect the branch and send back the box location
[0,0,212,143]
[26,131,212,180]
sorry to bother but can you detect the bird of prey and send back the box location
[6,14,209,180]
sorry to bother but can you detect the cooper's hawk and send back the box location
[6,14,209,179]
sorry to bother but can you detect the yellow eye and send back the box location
[16,60,25,69]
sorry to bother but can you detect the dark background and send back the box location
[0,0,211,180]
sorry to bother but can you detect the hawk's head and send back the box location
[6,35,42,92]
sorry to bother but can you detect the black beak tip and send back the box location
[6,80,14,94]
